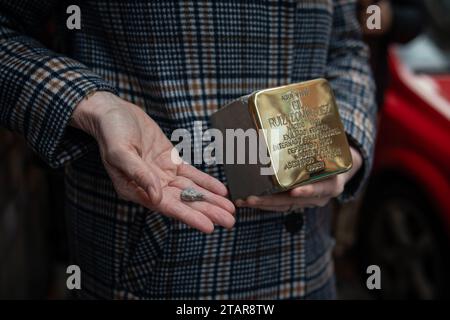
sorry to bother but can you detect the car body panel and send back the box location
[373,47,450,231]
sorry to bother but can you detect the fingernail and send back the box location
[222,187,229,196]
[226,216,236,229]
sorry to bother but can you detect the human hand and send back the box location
[235,147,363,211]
[71,91,235,233]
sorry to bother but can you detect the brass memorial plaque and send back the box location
[210,78,352,200]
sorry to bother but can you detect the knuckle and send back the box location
[305,186,315,197]
[247,196,260,206]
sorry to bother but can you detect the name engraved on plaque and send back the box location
[266,89,343,176]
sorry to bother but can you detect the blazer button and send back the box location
[284,212,304,234]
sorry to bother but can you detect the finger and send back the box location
[314,175,344,198]
[255,205,292,212]
[178,163,228,196]
[244,194,295,207]
[170,175,235,228]
[159,187,215,233]
[290,176,339,198]
[171,176,235,214]
[107,148,162,204]
[242,198,330,209]
[239,201,296,210]
[333,175,346,197]
[116,183,217,233]
[289,184,315,197]
[309,196,332,208]
[236,194,323,209]
[188,201,235,229]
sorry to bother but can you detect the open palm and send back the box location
[72,92,235,233]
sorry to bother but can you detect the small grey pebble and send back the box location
[180,187,204,202]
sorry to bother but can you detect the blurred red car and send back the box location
[358,33,450,299]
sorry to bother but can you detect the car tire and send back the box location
[357,176,450,299]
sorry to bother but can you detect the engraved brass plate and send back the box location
[248,78,352,190]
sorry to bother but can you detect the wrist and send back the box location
[70,91,116,138]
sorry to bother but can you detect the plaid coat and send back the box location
[0,0,376,299]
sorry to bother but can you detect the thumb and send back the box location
[106,148,163,205]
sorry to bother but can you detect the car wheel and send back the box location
[358,178,450,299]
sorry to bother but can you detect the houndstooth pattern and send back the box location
[0,0,376,299]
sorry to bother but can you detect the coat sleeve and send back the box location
[0,1,117,168]
[326,0,377,201]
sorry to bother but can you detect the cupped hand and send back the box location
[71,91,235,233]
[235,147,363,211]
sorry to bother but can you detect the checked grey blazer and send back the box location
[0,0,376,299]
